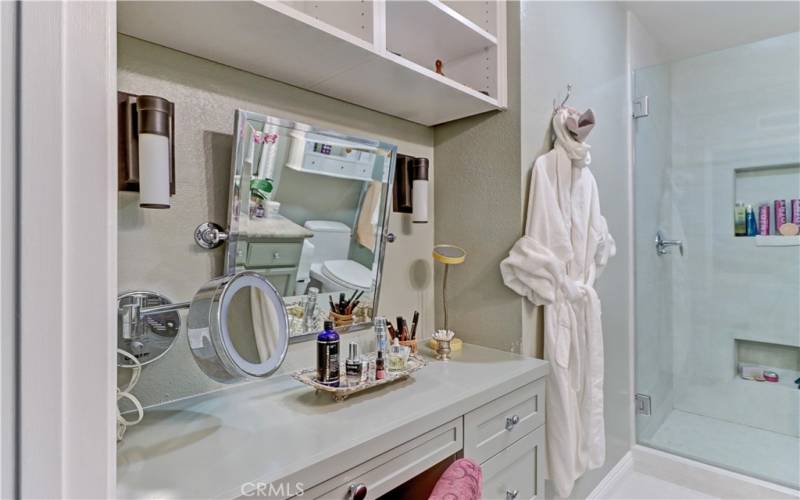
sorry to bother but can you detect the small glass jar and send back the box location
[387,344,410,372]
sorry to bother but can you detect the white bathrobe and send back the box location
[500,109,615,498]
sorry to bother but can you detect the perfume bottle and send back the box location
[374,316,388,354]
[345,342,363,386]
[375,351,385,380]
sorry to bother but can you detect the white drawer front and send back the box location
[464,379,545,464]
[302,418,463,499]
[481,426,544,500]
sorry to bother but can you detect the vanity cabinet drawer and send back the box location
[464,379,544,464]
[300,418,462,499]
[482,426,545,500]
[246,242,302,268]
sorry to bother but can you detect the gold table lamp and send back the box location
[432,245,466,332]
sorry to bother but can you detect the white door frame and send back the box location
[1,1,18,497]
[17,2,116,497]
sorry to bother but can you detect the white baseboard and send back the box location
[586,451,633,499]
[632,445,799,500]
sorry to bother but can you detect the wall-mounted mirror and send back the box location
[199,110,397,342]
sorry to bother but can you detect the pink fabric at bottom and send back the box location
[428,458,482,500]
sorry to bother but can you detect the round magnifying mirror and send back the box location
[187,271,289,383]
[432,244,467,265]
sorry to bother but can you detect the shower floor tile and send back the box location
[646,410,799,489]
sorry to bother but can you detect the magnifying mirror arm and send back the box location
[120,300,190,341]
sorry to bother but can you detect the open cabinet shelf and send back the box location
[117,0,507,126]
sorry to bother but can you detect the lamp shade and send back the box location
[433,245,466,265]
[136,95,172,209]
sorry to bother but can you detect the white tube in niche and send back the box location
[138,133,170,208]
[136,95,172,209]
[412,158,429,223]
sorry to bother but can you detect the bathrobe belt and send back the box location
[556,279,599,392]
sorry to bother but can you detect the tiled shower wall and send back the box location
[636,32,800,437]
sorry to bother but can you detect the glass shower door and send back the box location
[633,32,800,489]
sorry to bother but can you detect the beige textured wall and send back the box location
[434,3,633,498]
[432,3,523,353]
[118,35,435,408]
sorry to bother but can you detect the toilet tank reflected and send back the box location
[223,110,397,341]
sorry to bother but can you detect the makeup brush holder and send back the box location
[399,339,417,354]
[329,310,354,327]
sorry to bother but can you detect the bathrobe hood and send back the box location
[500,120,615,497]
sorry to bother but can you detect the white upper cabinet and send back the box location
[118,1,507,126]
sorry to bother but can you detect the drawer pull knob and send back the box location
[506,489,519,499]
[273,252,280,260]
[348,483,367,500]
[505,414,520,430]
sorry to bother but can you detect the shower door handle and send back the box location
[655,231,683,256]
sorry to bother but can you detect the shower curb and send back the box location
[632,445,799,499]
[587,451,634,499]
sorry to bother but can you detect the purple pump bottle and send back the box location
[317,320,340,387]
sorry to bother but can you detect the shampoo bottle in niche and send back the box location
[316,320,340,387]
[734,202,746,236]
[745,204,758,236]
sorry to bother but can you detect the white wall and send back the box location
[118,35,436,408]
[520,2,632,497]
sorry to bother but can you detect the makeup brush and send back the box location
[410,311,419,340]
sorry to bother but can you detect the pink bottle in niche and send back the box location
[791,199,800,226]
[775,200,787,229]
[758,204,770,236]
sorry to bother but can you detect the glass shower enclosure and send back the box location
[633,32,800,488]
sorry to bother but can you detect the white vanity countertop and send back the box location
[116,344,549,499]
[243,214,313,240]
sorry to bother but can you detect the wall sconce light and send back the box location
[392,154,429,223]
[118,92,175,208]
[411,157,429,223]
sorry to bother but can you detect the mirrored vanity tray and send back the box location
[292,353,426,401]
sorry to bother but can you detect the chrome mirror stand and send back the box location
[117,291,187,367]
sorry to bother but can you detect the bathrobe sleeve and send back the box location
[500,153,572,305]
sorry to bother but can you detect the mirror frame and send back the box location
[224,110,398,343]
[187,271,290,383]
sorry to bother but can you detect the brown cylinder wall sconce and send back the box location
[393,154,430,223]
[118,92,175,208]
